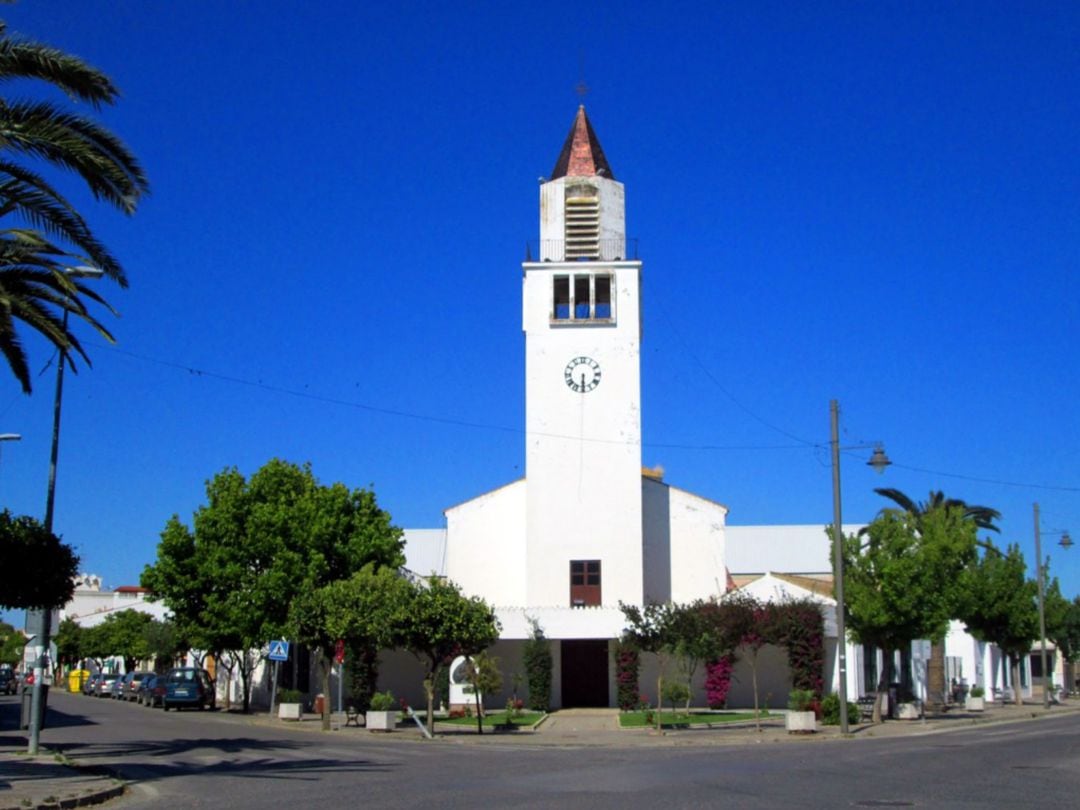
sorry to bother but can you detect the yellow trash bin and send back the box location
[68,669,89,693]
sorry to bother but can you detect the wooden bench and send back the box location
[857,696,877,721]
[344,706,362,727]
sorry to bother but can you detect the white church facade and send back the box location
[398,107,729,708]
[394,107,1036,713]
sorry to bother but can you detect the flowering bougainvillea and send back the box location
[614,640,641,711]
[704,654,734,709]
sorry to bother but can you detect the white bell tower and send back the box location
[523,107,644,610]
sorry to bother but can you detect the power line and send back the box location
[88,342,1080,494]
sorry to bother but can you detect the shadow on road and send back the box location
[54,735,396,784]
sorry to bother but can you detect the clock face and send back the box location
[565,356,601,393]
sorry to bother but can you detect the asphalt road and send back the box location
[20,691,1080,808]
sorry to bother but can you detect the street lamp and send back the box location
[0,433,21,498]
[1032,503,1071,709]
[27,265,104,756]
[831,399,890,735]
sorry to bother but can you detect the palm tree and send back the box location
[0,230,114,392]
[872,488,1000,713]
[0,19,148,392]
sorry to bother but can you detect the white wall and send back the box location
[444,480,527,606]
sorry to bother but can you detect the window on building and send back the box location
[595,274,612,318]
[574,276,591,318]
[565,184,599,259]
[570,560,601,607]
[553,273,614,323]
[553,275,570,320]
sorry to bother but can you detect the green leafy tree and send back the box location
[143,617,184,671]
[620,601,676,731]
[957,542,1037,706]
[80,622,113,671]
[870,489,993,712]
[142,459,404,712]
[724,592,775,731]
[667,601,716,713]
[401,577,500,735]
[462,651,502,735]
[1053,597,1080,692]
[0,509,79,608]
[290,565,412,730]
[0,620,24,667]
[53,616,83,668]
[522,617,552,712]
[840,507,978,722]
[96,610,154,672]
[0,18,149,393]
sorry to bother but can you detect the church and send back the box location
[399,107,731,708]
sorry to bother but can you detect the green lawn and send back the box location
[438,710,545,729]
[618,709,774,729]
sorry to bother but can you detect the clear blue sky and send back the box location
[1,1,1078,622]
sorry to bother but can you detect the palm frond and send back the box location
[0,100,149,212]
[0,162,125,281]
[0,28,120,107]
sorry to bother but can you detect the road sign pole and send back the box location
[269,660,279,718]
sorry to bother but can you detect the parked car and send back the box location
[122,671,153,701]
[0,669,16,695]
[110,674,128,699]
[162,667,215,711]
[138,674,164,707]
[81,673,99,695]
[94,673,119,697]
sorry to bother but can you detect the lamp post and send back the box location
[1032,502,1071,709]
[27,266,104,756]
[0,433,21,490]
[831,399,890,735]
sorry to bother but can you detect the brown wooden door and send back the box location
[561,639,609,707]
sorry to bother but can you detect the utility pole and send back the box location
[1034,502,1050,710]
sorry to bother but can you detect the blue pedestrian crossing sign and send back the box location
[268,640,290,662]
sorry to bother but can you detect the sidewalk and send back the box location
[3,696,1078,810]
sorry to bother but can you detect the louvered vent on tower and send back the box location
[565,184,599,259]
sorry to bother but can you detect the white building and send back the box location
[390,108,1036,714]
[399,107,729,709]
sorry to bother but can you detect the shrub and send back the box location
[787,688,815,712]
[368,690,395,711]
[820,693,860,726]
[704,655,734,709]
[614,640,641,711]
[523,619,552,712]
[969,686,985,698]
[278,688,303,704]
[346,643,379,713]
[661,681,691,712]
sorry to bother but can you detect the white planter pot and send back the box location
[785,711,816,733]
[965,696,985,712]
[366,710,396,731]
[278,702,302,721]
[896,702,922,720]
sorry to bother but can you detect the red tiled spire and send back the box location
[550,105,615,181]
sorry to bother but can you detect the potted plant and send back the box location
[366,690,397,732]
[966,686,985,712]
[785,689,816,733]
[277,688,303,721]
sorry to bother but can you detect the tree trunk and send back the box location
[1011,658,1023,706]
[872,652,890,724]
[750,650,761,732]
[927,641,946,713]
[425,668,436,735]
[655,672,663,731]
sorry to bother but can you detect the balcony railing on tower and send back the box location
[525,238,639,262]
